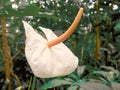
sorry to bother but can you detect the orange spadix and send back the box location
[47,8,84,47]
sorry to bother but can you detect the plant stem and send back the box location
[31,76,36,90]
[47,8,83,47]
[95,0,100,60]
[28,76,32,90]
[53,87,56,90]
[1,17,12,90]
[95,26,100,60]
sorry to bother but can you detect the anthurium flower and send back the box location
[22,8,83,78]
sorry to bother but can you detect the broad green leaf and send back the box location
[40,79,71,90]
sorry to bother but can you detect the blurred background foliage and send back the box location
[0,0,120,90]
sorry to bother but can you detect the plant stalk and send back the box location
[1,17,12,90]
[95,0,100,60]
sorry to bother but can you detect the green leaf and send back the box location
[22,4,40,16]
[114,22,120,30]
[1,0,9,3]
[0,3,40,16]
[78,88,85,90]
[28,76,32,90]
[101,66,116,71]
[40,79,71,90]
[68,73,79,80]
[67,85,79,90]
[0,3,59,19]
[31,76,37,90]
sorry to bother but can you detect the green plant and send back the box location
[40,66,86,90]
[0,0,120,90]
[40,65,120,90]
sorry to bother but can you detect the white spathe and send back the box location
[22,21,78,78]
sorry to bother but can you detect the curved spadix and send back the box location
[47,8,83,47]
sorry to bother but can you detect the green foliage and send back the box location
[40,65,120,90]
[0,0,120,90]
[27,76,38,90]
[40,66,86,90]
[114,21,120,30]
[0,3,40,16]
[40,79,72,90]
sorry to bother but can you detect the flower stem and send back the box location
[47,8,84,47]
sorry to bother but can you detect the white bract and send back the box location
[22,21,78,78]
